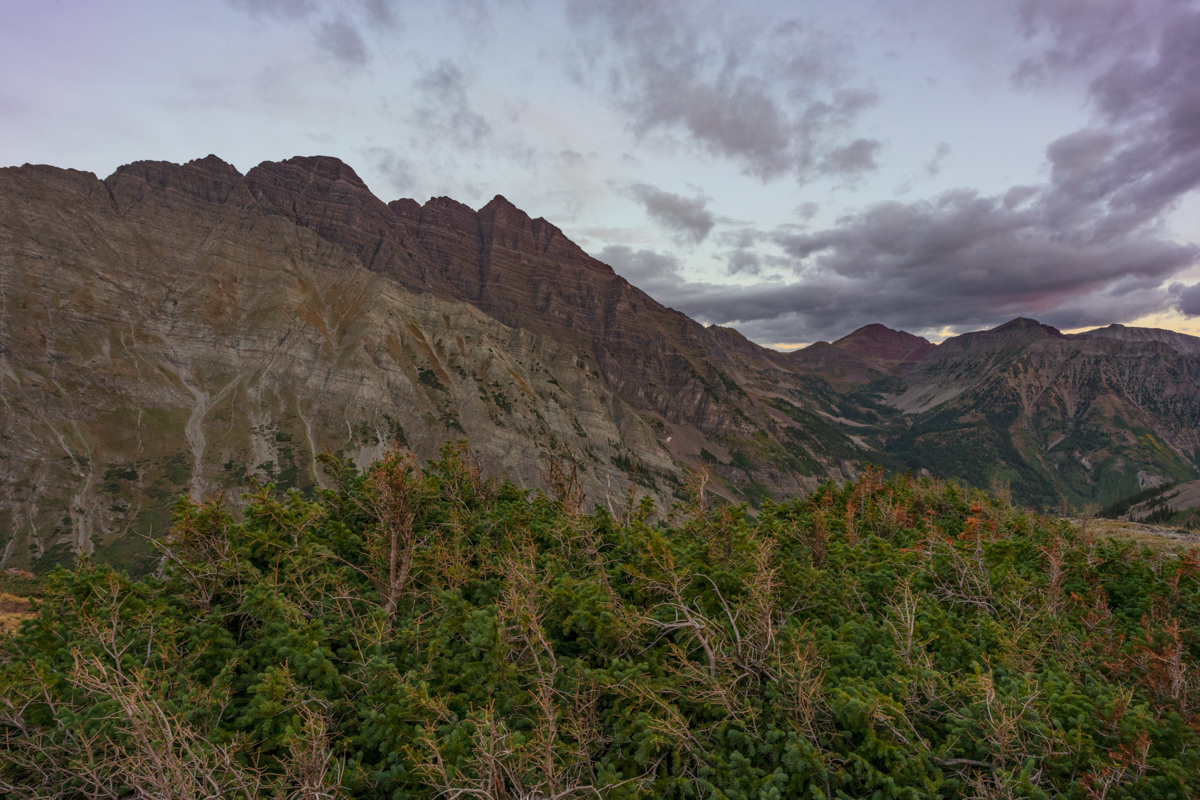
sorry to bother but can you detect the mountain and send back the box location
[2,153,1199,574]
[0,155,852,574]
[788,323,935,384]
[1076,322,1200,357]
[883,318,1200,507]
[242,156,762,438]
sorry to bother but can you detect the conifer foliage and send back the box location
[3,445,1200,799]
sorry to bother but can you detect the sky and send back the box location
[3,0,1200,347]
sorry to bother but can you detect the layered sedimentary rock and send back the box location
[244,156,759,436]
[0,157,686,572]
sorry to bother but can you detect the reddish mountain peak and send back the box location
[246,156,425,285]
[421,196,481,234]
[478,194,531,229]
[709,325,757,355]
[832,323,936,362]
[270,155,372,192]
[188,154,242,177]
[247,156,384,210]
[388,197,422,222]
[105,155,251,210]
[478,195,559,234]
[424,195,475,213]
[476,195,583,261]
[107,154,241,183]
[6,164,107,201]
[480,193,520,214]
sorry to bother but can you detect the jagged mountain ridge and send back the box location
[244,156,758,435]
[882,318,1200,507]
[2,153,1200,574]
[1077,323,1200,357]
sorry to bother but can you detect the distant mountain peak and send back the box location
[271,155,373,191]
[831,323,936,362]
[1078,323,1200,357]
[990,317,1065,338]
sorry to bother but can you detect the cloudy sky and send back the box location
[3,0,1200,346]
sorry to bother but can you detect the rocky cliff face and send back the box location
[0,157,700,573]
[244,156,760,437]
[0,155,839,574]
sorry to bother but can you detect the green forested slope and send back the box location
[3,446,1199,799]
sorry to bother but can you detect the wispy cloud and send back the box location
[227,0,402,66]
[567,0,880,183]
[627,183,714,244]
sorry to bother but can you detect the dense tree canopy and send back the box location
[2,443,1199,799]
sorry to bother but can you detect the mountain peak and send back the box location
[990,317,1064,338]
[832,323,936,362]
[482,193,518,211]
[271,155,372,192]
[105,154,251,210]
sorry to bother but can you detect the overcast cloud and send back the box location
[591,0,1200,342]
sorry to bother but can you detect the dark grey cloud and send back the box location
[768,189,1193,328]
[628,183,714,243]
[597,245,684,298]
[230,0,400,23]
[358,0,402,28]
[1012,0,1168,86]
[366,146,415,193]
[394,58,539,190]
[1180,282,1200,317]
[726,248,761,276]
[597,1,1200,342]
[567,0,880,183]
[818,138,881,177]
[1024,3,1200,246]
[615,186,1193,341]
[315,18,368,65]
[924,142,951,178]
[413,61,492,149]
